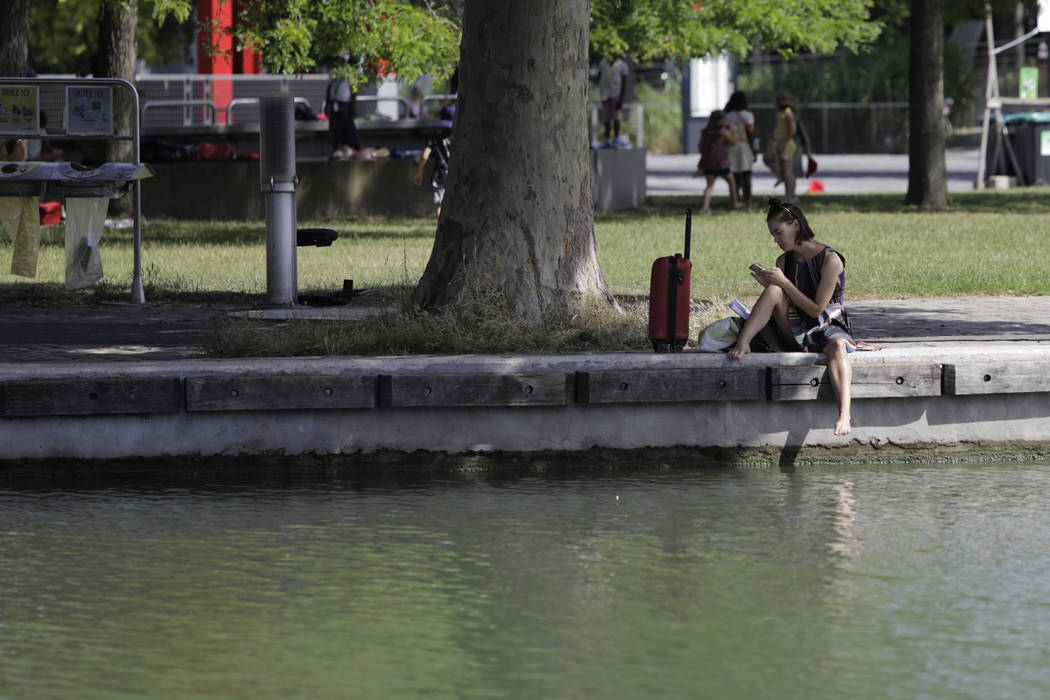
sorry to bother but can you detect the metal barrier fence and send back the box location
[132,74,452,130]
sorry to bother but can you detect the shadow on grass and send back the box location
[137,217,439,245]
[0,281,408,310]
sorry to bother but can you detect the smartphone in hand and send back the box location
[749,263,766,274]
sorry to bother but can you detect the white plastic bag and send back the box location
[64,197,108,290]
[698,317,743,352]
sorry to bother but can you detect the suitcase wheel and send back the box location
[651,340,686,353]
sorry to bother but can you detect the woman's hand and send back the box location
[752,266,788,289]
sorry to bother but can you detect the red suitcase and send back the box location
[648,209,692,352]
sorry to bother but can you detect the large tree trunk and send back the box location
[96,0,139,214]
[412,0,618,323]
[0,0,31,77]
[905,0,949,209]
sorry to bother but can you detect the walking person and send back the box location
[725,91,755,208]
[772,91,798,202]
[693,110,742,211]
[412,105,454,217]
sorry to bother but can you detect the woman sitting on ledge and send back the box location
[728,198,857,435]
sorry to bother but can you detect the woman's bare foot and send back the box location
[834,413,851,436]
[727,342,750,360]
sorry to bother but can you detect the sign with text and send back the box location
[66,86,113,136]
[0,85,40,135]
[1020,66,1039,100]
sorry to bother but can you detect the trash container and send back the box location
[1029,113,1050,185]
[988,112,1050,186]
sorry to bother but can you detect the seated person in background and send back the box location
[26,112,64,162]
[3,139,28,161]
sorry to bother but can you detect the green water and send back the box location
[3,463,1050,699]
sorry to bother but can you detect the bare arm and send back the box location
[796,119,813,158]
[412,146,432,185]
[757,251,842,319]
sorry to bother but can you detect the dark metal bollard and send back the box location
[259,92,297,306]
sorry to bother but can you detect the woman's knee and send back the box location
[760,285,786,304]
[825,339,850,360]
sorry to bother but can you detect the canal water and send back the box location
[3,461,1050,699]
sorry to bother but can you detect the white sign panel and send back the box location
[66,86,113,136]
[0,85,40,135]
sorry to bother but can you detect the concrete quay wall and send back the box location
[1,345,1049,463]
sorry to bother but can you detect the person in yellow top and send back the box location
[772,91,797,202]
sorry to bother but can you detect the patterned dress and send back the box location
[786,246,856,352]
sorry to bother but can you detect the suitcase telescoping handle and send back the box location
[684,207,691,260]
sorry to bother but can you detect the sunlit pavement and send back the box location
[646,149,982,197]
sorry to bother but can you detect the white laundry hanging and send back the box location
[0,196,41,278]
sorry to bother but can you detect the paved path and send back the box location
[0,295,1047,364]
[646,149,981,197]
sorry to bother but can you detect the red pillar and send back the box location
[197,0,234,123]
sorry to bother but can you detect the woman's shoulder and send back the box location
[817,244,845,268]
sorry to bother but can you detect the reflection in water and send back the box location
[2,464,1050,699]
[829,479,858,560]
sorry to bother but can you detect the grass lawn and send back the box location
[1,188,1048,354]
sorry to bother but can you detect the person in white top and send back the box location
[597,55,630,148]
[724,91,755,208]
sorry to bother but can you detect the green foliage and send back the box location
[738,25,979,135]
[590,0,883,62]
[29,0,190,74]
[152,0,460,85]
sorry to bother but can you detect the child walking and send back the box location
[693,110,742,212]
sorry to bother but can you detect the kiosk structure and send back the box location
[0,77,151,303]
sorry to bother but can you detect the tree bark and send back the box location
[96,0,139,214]
[412,0,619,323]
[0,0,31,77]
[905,0,949,209]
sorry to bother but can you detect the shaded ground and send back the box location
[0,296,1047,363]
